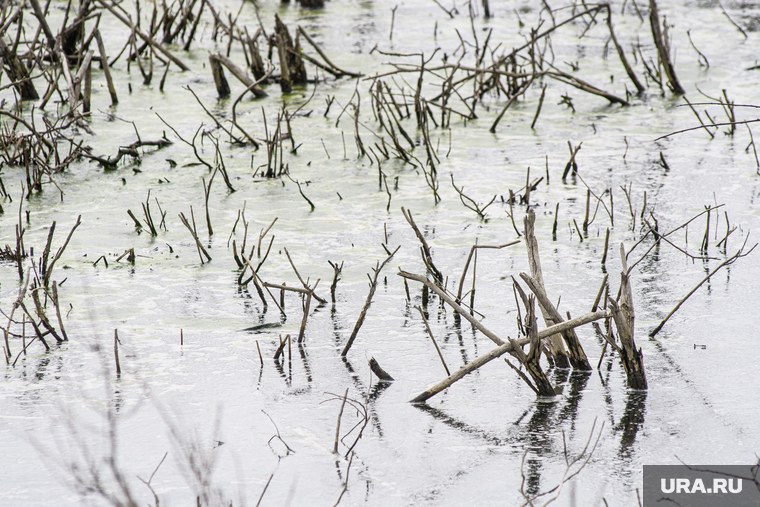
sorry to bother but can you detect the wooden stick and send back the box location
[369,357,394,381]
[456,240,520,303]
[274,333,289,360]
[94,0,190,71]
[415,305,450,376]
[208,54,231,98]
[28,0,56,51]
[333,388,349,453]
[341,246,399,356]
[328,260,343,303]
[605,7,645,94]
[50,282,68,341]
[399,269,504,346]
[44,215,81,287]
[523,208,571,367]
[410,309,607,402]
[648,0,684,94]
[241,255,286,316]
[608,244,647,389]
[297,293,312,343]
[114,329,121,376]
[31,285,63,343]
[19,302,49,351]
[591,274,608,312]
[530,84,547,129]
[297,26,362,78]
[94,30,118,107]
[284,247,327,304]
[552,202,559,239]
[401,207,443,284]
[508,287,555,396]
[210,53,267,98]
[505,359,539,395]
[583,188,591,231]
[650,241,755,337]
[178,212,211,262]
[518,272,592,370]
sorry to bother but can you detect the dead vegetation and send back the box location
[1,0,757,504]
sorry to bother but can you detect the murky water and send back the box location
[1,0,759,505]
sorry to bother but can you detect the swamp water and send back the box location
[1,0,759,505]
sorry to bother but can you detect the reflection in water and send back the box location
[451,325,469,366]
[558,371,592,430]
[113,384,123,414]
[598,368,617,428]
[414,403,507,446]
[366,380,391,438]
[367,380,391,403]
[552,367,570,386]
[297,342,312,383]
[35,356,52,382]
[617,391,647,459]
[413,355,594,497]
[339,356,386,438]
[702,258,712,296]
[469,323,479,359]
[331,304,342,347]
[235,285,269,326]
[274,356,290,386]
[340,355,358,379]
[523,399,559,496]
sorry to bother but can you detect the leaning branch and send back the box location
[650,239,755,337]
[341,246,400,356]
[409,309,608,403]
[399,269,504,346]
[95,0,190,71]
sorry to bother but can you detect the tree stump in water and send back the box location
[274,15,307,92]
[608,244,647,389]
[298,0,325,7]
[0,38,39,100]
[524,208,576,368]
[246,33,267,80]
[509,291,556,397]
[208,54,231,98]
